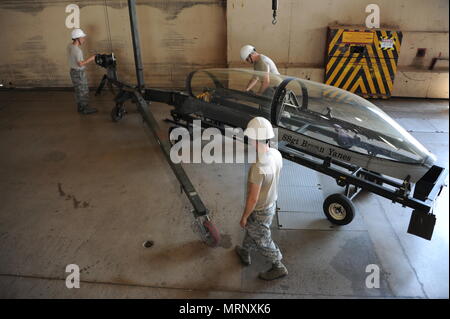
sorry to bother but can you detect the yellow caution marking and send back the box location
[326,49,351,85]
[362,63,376,94]
[334,54,360,88]
[328,29,344,54]
[343,63,362,91]
[366,45,386,95]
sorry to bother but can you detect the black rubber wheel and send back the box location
[202,220,221,247]
[323,193,355,225]
[111,104,126,122]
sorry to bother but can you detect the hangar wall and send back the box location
[0,0,448,98]
[227,0,449,98]
[0,0,227,88]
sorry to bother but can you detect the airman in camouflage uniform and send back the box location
[69,68,90,113]
[67,28,97,115]
[236,117,288,281]
[241,203,283,263]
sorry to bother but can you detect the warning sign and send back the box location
[342,31,374,44]
[379,36,395,50]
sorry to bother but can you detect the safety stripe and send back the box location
[350,77,366,94]
[360,71,372,95]
[359,49,380,94]
[372,32,390,86]
[326,49,342,75]
[365,45,386,94]
[325,27,402,98]
[325,48,351,85]
[326,29,350,75]
[328,31,345,58]
[387,49,397,74]
[333,54,360,88]
[328,29,344,54]
[377,31,396,94]
[339,53,365,90]
[362,63,376,93]
[342,63,362,91]
[373,35,393,93]
[381,36,397,91]
[382,30,398,74]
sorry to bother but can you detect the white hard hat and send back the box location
[244,117,275,140]
[240,44,255,61]
[71,28,87,39]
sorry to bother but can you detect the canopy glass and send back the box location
[188,68,433,165]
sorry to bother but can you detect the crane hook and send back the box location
[272,0,278,25]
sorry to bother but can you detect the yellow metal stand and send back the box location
[325,26,403,99]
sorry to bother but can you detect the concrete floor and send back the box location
[0,91,448,298]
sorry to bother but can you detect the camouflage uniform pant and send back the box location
[243,203,283,264]
[69,68,89,110]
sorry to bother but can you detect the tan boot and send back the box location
[258,262,288,280]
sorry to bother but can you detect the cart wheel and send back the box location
[202,220,221,247]
[111,104,126,122]
[323,193,355,225]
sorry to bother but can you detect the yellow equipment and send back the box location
[325,26,402,99]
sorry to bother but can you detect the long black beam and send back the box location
[132,92,208,217]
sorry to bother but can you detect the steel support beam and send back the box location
[128,0,145,91]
